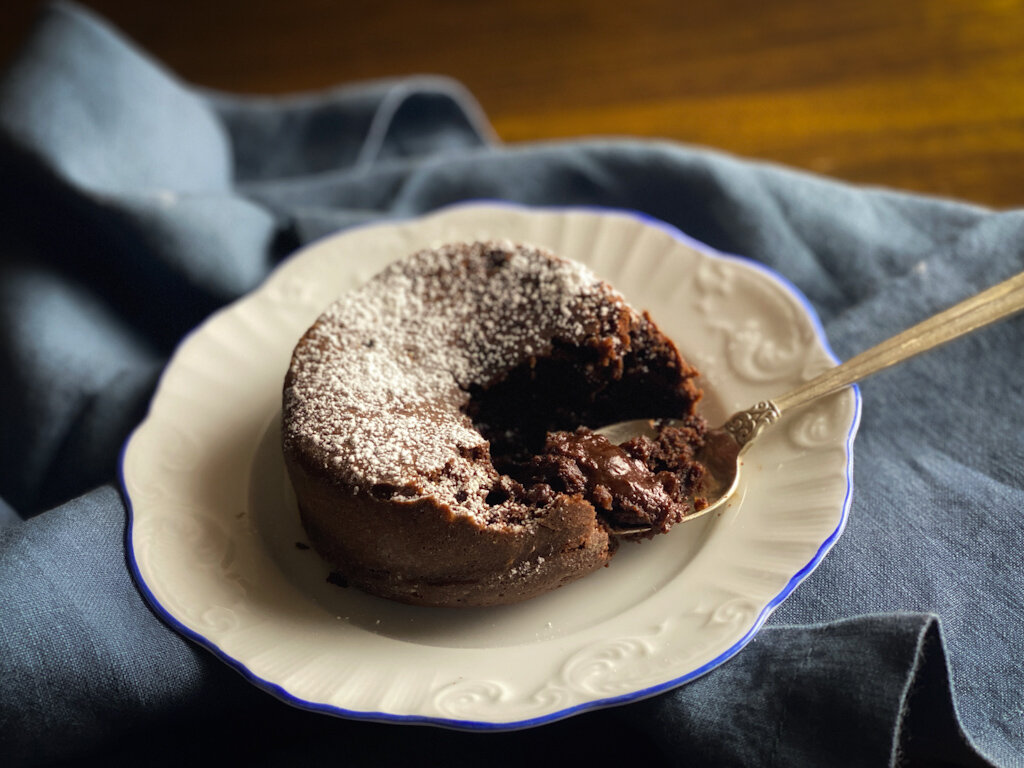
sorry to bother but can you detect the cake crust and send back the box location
[282,241,704,607]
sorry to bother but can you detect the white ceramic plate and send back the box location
[122,202,860,729]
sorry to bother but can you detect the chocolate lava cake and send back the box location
[282,241,707,607]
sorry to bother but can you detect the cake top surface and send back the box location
[283,240,627,519]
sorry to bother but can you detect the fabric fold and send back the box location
[623,615,990,767]
[209,75,495,183]
[0,494,981,767]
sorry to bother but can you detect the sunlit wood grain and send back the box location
[6,0,1023,207]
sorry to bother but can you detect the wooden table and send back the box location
[7,0,1024,208]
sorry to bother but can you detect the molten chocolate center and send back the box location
[465,345,707,535]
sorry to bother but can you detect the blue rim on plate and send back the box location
[121,201,861,729]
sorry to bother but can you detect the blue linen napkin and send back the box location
[2,3,1021,765]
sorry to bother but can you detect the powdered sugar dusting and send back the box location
[283,241,624,520]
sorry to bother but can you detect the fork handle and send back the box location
[772,269,1024,414]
